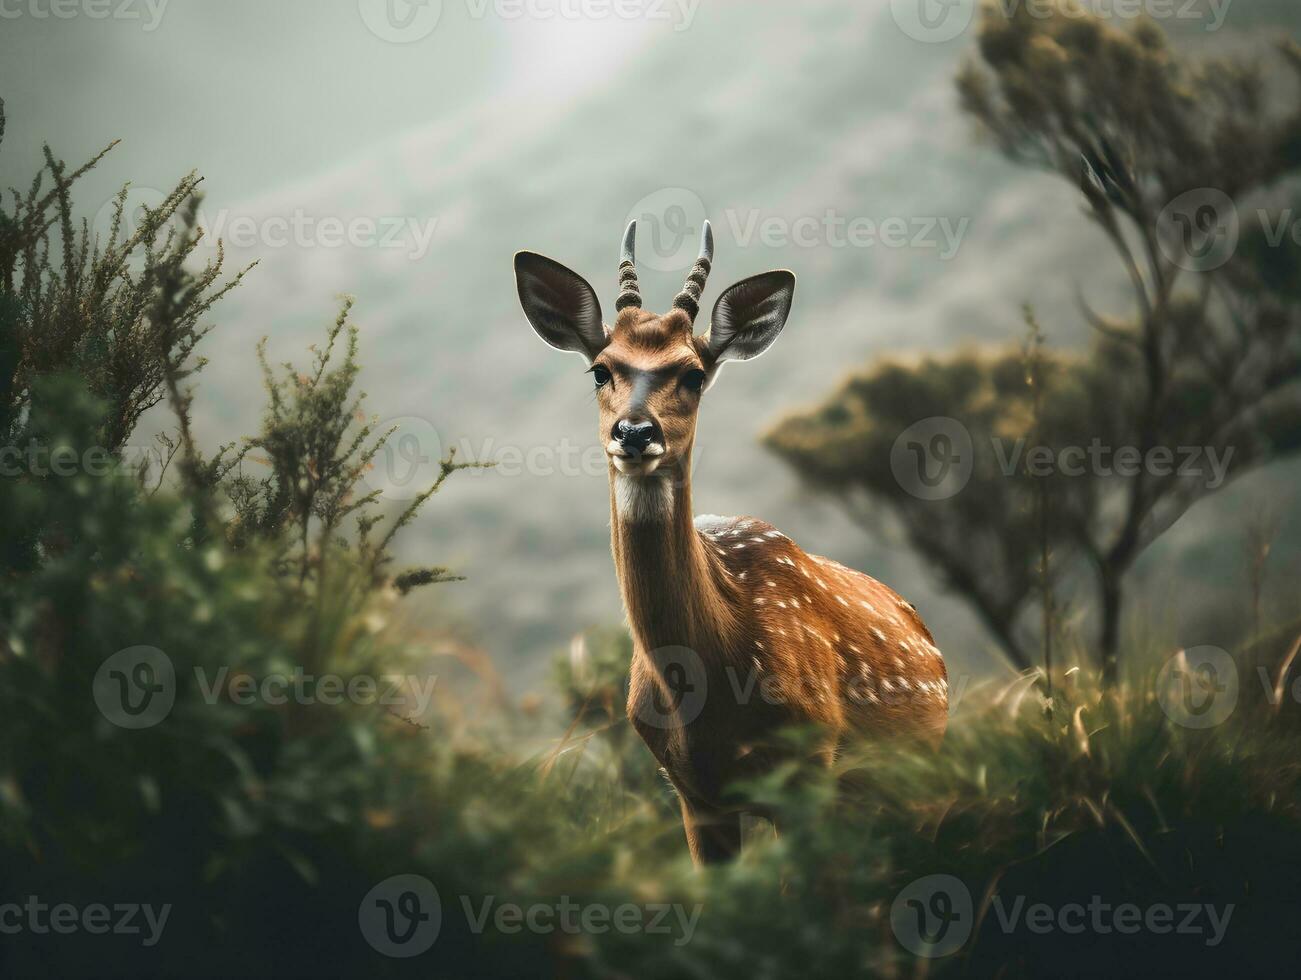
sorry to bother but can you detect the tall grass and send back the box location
[550,629,1301,979]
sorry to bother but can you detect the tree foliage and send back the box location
[4,54,1301,977]
[766,6,1301,681]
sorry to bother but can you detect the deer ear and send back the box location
[705,270,796,364]
[514,251,607,361]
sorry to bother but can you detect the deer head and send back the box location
[514,221,796,486]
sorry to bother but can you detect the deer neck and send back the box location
[609,455,738,658]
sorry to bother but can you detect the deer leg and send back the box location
[679,799,741,865]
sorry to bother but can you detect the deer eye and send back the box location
[682,369,706,394]
[592,365,612,388]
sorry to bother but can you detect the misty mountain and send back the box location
[30,0,1297,689]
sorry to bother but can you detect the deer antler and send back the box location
[616,220,642,312]
[672,220,713,322]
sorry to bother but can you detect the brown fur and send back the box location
[596,312,949,865]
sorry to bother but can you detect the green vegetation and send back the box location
[3,7,1301,978]
[766,6,1301,684]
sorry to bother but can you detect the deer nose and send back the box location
[614,418,657,453]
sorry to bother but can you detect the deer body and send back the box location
[516,221,947,864]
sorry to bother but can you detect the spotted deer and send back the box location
[514,220,948,864]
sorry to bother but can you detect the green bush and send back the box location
[4,98,1301,980]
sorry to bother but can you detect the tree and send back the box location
[765,7,1301,684]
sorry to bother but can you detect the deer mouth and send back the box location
[606,440,665,475]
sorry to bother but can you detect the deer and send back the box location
[514,219,948,864]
